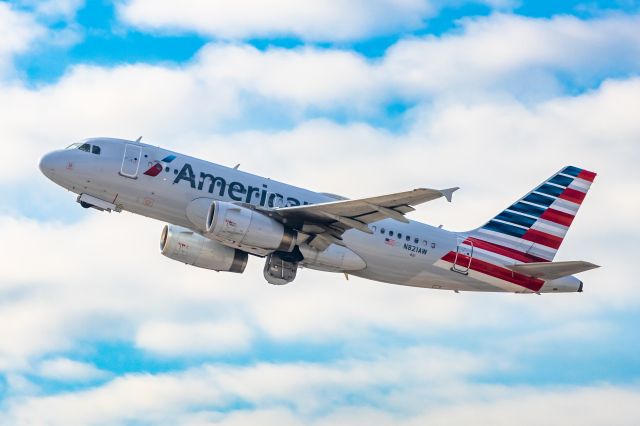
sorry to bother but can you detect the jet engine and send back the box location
[205,201,296,253]
[160,225,248,273]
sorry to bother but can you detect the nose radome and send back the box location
[39,151,60,180]
[39,153,52,174]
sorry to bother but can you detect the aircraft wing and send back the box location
[271,187,458,250]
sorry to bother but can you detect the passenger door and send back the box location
[120,144,142,178]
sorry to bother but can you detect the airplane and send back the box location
[39,137,599,293]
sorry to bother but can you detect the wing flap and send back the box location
[506,261,600,280]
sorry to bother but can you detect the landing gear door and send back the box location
[451,238,473,275]
[120,144,142,178]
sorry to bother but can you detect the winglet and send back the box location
[440,187,459,202]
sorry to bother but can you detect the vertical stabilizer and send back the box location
[468,166,596,262]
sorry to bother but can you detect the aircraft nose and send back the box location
[39,152,52,175]
[39,153,49,173]
[39,151,61,180]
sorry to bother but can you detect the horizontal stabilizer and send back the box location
[506,261,599,280]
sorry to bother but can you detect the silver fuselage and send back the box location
[39,137,581,293]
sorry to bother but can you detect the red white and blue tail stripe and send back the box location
[470,165,596,262]
[437,166,596,293]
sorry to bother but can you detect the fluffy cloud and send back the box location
[410,386,640,426]
[3,349,640,425]
[0,2,83,82]
[194,44,380,110]
[14,0,85,21]
[3,13,640,186]
[123,13,640,104]
[0,3,45,74]
[37,358,110,382]
[0,346,494,424]
[116,0,527,42]
[384,13,640,98]
[117,0,435,41]
[135,320,254,356]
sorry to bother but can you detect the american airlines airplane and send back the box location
[39,137,599,293]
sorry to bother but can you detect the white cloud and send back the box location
[410,386,640,426]
[16,0,85,21]
[118,0,435,41]
[2,14,640,188]
[3,349,640,425]
[135,320,253,356]
[0,2,83,81]
[116,0,527,42]
[384,13,640,99]
[3,373,40,397]
[1,346,492,424]
[37,358,110,382]
[0,3,45,74]
[194,44,381,111]
[0,62,241,182]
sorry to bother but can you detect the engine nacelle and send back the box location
[205,201,297,252]
[160,225,248,273]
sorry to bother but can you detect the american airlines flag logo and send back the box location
[143,155,177,177]
[384,238,396,246]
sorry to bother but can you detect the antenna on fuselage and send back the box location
[135,136,143,143]
[233,164,240,170]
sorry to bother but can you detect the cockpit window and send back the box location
[66,142,102,155]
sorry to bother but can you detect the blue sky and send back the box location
[1,0,640,424]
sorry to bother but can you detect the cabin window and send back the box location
[398,233,402,239]
[78,143,91,152]
[380,228,385,234]
[91,145,101,155]
[414,238,419,244]
[406,235,411,241]
[389,231,394,237]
